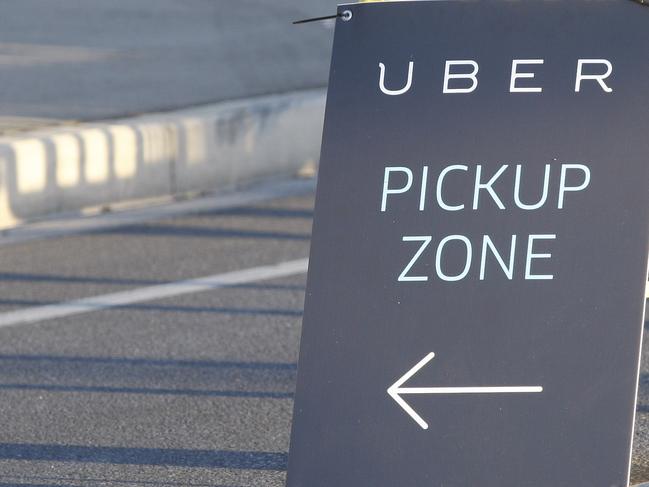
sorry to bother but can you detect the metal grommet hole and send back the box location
[341,10,353,21]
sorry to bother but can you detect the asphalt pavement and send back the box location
[0,179,646,486]
[0,0,335,125]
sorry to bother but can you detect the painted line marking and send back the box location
[0,258,309,328]
[388,352,543,430]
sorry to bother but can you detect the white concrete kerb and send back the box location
[0,89,326,230]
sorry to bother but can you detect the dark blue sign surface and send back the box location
[287,2,649,486]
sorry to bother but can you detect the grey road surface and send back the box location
[0,180,646,486]
[0,0,335,123]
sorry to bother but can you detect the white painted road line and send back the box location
[0,258,309,328]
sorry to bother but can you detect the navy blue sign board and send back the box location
[286,1,649,486]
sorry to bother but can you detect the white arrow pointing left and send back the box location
[387,352,543,430]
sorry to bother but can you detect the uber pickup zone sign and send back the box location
[287,2,649,487]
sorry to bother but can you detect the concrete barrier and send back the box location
[0,89,326,230]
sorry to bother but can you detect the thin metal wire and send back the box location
[293,13,341,25]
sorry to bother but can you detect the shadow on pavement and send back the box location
[0,272,161,286]
[0,475,235,487]
[0,484,80,487]
[199,206,313,220]
[0,443,287,470]
[0,300,303,316]
[96,225,310,241]
[0,354,297,370]
[0,268,304,291]
[0,383,293,399]
[0,354,297,399]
